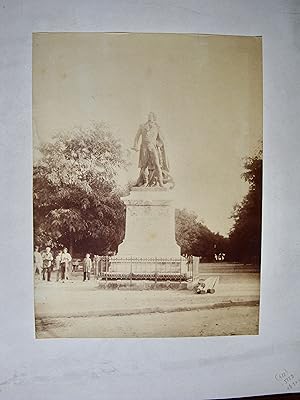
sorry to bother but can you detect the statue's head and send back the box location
[148,112,157,123]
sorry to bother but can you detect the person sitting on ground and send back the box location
[83,253,92,281]
[194,276,220,294]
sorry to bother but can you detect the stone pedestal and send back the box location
[109,187,183,278]
[118,187,180,257]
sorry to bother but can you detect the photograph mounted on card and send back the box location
[32,32,262,338]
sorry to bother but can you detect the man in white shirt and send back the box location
[41,247,53,282]
[61,247,72,281]
[54,250,62,282]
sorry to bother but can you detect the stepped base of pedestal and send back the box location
[98,280,189,289]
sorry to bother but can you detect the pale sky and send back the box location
[33,33,262,236]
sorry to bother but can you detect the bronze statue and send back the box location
[132,112,174,188]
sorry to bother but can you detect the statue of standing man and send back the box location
[132,112,173,188]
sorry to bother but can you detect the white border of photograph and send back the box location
[0,1,299,399]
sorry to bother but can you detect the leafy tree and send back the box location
[175,208,227,260]
[33,122,127,255]
[229,148,262,264]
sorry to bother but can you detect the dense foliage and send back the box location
[33,123,127,255]
[175,209,228,260]
[228,149,262,264]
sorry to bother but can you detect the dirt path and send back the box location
[34,274,260,317]
[34,272,260,338]
[36,305,259,338]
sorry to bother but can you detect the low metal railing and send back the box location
[92,256,193,282]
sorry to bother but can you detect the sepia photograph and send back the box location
[33,32,262,338]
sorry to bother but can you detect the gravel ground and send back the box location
[35,272,260,338]
[36,306,259,338]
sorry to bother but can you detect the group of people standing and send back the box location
[34,246,72,282]
[34,246,110,282]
